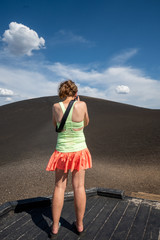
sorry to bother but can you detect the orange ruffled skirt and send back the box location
[46,148,92,173]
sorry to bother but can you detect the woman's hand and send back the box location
[74,91,80,101]
[75,95,80,101]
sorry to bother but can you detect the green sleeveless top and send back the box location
[56,101,87,152]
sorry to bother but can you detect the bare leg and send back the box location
[72,169,86,232]
[52,169,68,234]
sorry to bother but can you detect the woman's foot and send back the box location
[51,222,61,236]
[73,221,84,235]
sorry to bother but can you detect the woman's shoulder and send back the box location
[53,102,60,106]
[52,102,61,111]
[75,100,86,105]
[75,100,87,110]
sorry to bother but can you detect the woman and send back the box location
[46,80,92,237]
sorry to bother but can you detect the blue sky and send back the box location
[0,0,160,109]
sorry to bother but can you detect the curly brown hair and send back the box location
[58,80,78,99]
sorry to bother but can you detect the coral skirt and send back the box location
[46,148,92,173]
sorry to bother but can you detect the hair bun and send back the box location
[58,80,78,99]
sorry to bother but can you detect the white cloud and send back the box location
[0,66,58,106]
[5,97,12,102]
[115,85,130,94]
[48,62,103,83]
[111,48,138,64]
[48,62,160,109]
[0,59,160,109]
[0,88,14,97]
[50,30,94,46]
[2,22,45,56]
[78,85,106,99]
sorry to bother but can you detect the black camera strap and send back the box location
[56,99,76,132]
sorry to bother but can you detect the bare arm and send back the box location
[76,96,89,127]
[52,104,57,128]
[84,102,89,127]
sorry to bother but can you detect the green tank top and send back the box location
[56,101,87,152]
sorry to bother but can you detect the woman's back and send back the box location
[54,100,89,128]
[55,100,87,152]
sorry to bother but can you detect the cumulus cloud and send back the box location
[0,87,14,97]
[115,85,130,94]
[2,22,45,56]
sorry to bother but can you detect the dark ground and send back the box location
[0,96,160,204]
